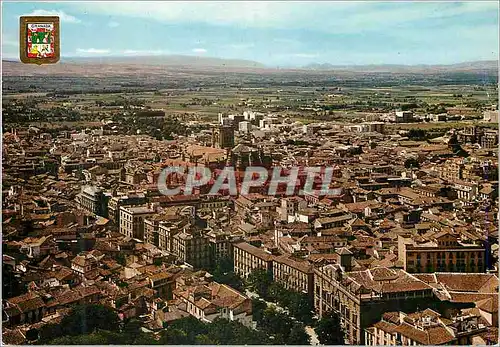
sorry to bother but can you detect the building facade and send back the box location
[232,242,274,279]
[119,205,155,240]
[272,255,314,297]
[398,233,486,273]
[172,228,211,269]
[314,265,435,344]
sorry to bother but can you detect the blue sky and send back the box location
[2,1,498,67]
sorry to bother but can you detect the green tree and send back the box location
[208,319,268,345]
[166,316,208,344]
[268,282,287,303]
[315,311,345,345]
[47,331,113,345]
[287,323,310,345]
[132,332,158,345]
[288,292,314,324]
[246,269,273,298]
[207,318,238,344]
[195,334,216,345]
[212,257,244,291]
[251,298,267,324]
[260,306,294,337]
[122,318,142,336]
[59,304,120,336]
[38,323,63,343]
[158,328,191,345]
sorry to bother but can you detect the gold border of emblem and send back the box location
[20,16,60,65]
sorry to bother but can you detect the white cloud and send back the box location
[3,39,18,47]
[2,32,19,56]
[229,43,255,49]
[76,48,111,55]
[69,2,498,34]
[192,48,207,54]
[23,9,81,23]
[273,38,299,44]
[123,49,168,55]
[293,53,319,58]
[72,2,363,30]
[108,21,120,28]
[71,48,171,56]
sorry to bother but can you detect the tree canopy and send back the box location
[211,256,244,292]
[158,316,269,345]
[315,311,345,345]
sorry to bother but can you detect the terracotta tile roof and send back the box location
[434,273,498,293]
[273,255,314,273]
[448,292,498,304]
[412,273,437,284]
[233,242,274,262]
[7,292,46,313]
[394,323,455,345]
[382,311,401,324]
[373,320,398,333]
[476,296,499,313]
[346,267,432,294]
[52,266,74,281]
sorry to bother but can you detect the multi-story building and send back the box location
[148,272,175,299]
[481,130,498,149]
[398,232,486,273]
[3,293,46,327]
[314,265,435,344]
[119,205,155,240]
[124,162,147,185]
[439,159,463,181]
[158,220,184,252]
[364,309,487,346]
[144,214,166,248]
[366,122,385,134]
[71,253,99,276]
[76,185,109,217]
[197,196,231,214]
[277,196,308,222]
[173,281,253,328]
[107,193,147,224]
[233,242,274,279]
[483,110,499,123]
[144,206,194,248]
[395,111,414,123]
[314,214,352,230]
[172,227,211,269]
[453,180,478,201]
[272,255,314,297]
[207,229,233,266]
[212,125,235,149]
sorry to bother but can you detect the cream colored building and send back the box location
[119,205,155,240]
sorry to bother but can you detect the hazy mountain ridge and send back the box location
[59,55,266,68]
[303,60,498,72]
[2,55,498,77]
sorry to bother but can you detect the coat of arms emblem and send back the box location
[20,16,60,64]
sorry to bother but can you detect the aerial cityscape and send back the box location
[2,1,499,345]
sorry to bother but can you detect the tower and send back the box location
[212,125,234,149]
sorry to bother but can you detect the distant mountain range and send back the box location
[64,55,266,68]
[303,60,498,72]
[2,55,498,76]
